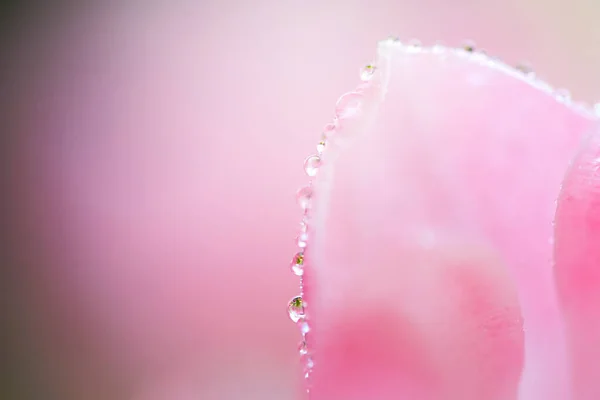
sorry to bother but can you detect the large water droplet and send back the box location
[360,64,376,81]
[304,155,321,177]
[288,296,305,323]
[335,92,363,120]
[296,186,313,210]
[291,252,305,276]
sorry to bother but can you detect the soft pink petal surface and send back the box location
[307,44,597,399]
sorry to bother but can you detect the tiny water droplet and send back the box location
[431,43,446,54]
[291,252,305,276]
[304,155,321,177]
[300,344,312,361]
[515,63,534,76]
[384,36,401,45]
[476,48,488,57]
[299,219,308,233]
[461,40,476,52]
[299,321,311,335]
[407,38,422,47]
[298,340,308,356]
[297,232,309,248]
[335,92,363,119]
[316,139,326,153]
[288,295,305,323]
[322,122,337,138]
[305,358,314,370]
[296,186,313,210]
[360,64,376,81]
[555,88,571,102]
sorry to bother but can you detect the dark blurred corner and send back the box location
[1,2,74,399]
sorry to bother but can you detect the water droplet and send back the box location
[322,122,337,138]
[299,321,311,335]
[316,139,326,154]
[360,64,376,81]
[297,232,309,248]
[300,347,313,370]
[335,92,363,119]
[462,41,476,52]
[384,36,401,45]
[288,296,305,323]
[408,38,422,47]
[299,219,308,233]
[305,358,315,370]
[304,155,321,177]
[555,88,571,102]
[298,340,308,356]
[431,43,446,54]
[515,63,534,77]
[291,252,305,276]
[296,186,313,210]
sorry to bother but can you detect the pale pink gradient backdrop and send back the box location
[4,1,600,399]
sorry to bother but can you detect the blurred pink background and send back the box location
[3,1,600,398]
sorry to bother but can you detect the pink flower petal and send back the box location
[304,42,597,399]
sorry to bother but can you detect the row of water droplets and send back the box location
[287,60,378,394]
[378,37,599,118]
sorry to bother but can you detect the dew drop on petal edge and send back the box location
[288,296,305,323]
[304,155,321,177]
[360,64,376,81]
[296,186,313,210]
[291,252,305,276]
